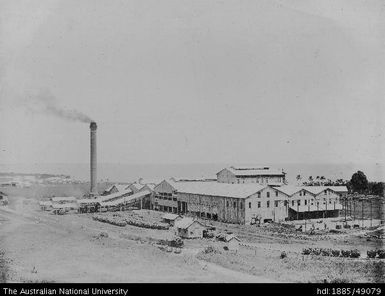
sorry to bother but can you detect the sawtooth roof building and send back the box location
[152,179,347,224]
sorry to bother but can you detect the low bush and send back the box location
[321,248,332,256]
[331,250,340,257]
[302,248,311,255]
[204,246,221,254]
[341,250,351,258]
[311,248,321,256]
[280,251,287,259]
[377,250,385,259]
[350,249,360,258]
[367,250,377,258]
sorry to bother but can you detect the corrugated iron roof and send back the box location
[162,213,181,220]
[327,186,349,193]
[100,190,151,207]
[51,197,76,202]
[225,234,240,242]
[77,199,99,204]
[175,218,205,229]
[221,166,285,177]
[274,185,348,196]
[275,185,303,196]
[52,203,79,209]
[169,181,266,199]
[39,201,52,206]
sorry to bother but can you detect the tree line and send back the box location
[296,171,384,197]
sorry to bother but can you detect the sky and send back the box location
[0,0,384,165]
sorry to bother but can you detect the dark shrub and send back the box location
[321,248,331,256]
[280,251,287,259]
[350,249,360,258]
[331,249,341,257]
[377,250,385,259]
[302,248,311,255]
[367,250,377,258]
[312,248,321,256]
[341,250,351,257]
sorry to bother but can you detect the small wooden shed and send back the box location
[0,192,8,206]
[39,200,53,211]
[162,213,182,226]
[175,218,206,239]
[225,234,241,252]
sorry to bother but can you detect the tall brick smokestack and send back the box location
[90,121,98,196]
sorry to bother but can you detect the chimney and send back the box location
[90,121,98,196]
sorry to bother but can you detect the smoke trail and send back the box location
[26,90,93,123]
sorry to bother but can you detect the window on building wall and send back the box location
[267,192,270,198]
[284,200,288,206]
[299,192,302,196]
[329,199,332,204]
[240,202,243,209]
[304,191,306,196]
[305,200,307,205]
[292,200,295,206]
[297,200,301,206]
[233,201,236,208]
[258,202,261,208]
[258,192,261,198]
[267,201,270,208]
[325,190,327,195]
[227,201,229,207]
[249,202,251,209]
[275,201,278,207]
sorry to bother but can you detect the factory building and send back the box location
[152,180,347,225]
[102,184,131,196]
[217,166,286,185]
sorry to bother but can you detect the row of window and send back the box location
[158,192,173,197]
[248,200,280,209]
[158,205,178,213]
[247,198,340,209]
[225,200,243,209]
[235,178,273,184]
[156,194,177,201]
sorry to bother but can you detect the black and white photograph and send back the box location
[0,0,384,285]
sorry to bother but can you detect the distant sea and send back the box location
[0,163,384,184]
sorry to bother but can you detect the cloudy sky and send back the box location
[0,0,384,165]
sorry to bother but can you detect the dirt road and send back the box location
[0,196,277,283]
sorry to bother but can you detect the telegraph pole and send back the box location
[370,198,373,227]
[361,199,364,228]
[353,198,355,221]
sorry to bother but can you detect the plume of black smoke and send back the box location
[25,90,93,123]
